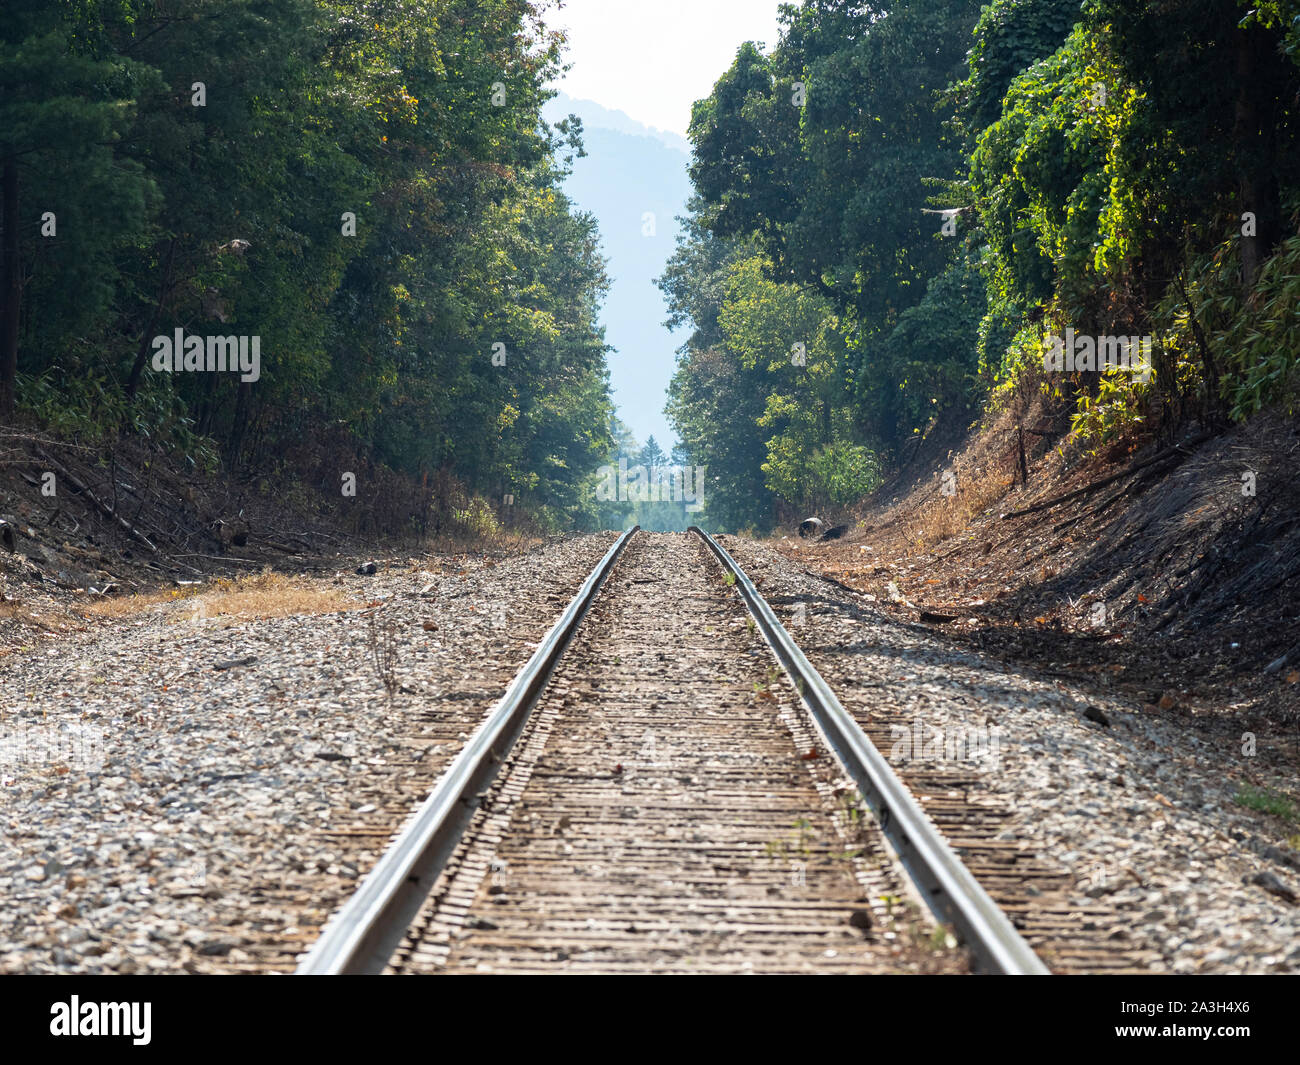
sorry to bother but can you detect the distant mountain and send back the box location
[544,92,691,156]
[542,94,693,451]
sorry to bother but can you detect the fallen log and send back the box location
[36,448,158,553]
[1001,433,1213,521]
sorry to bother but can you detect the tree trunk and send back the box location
[1235,27,1281,293]
[0,159,19,421]
[125,237,177,398]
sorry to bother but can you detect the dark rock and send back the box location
[212,655,258,671]
[356,561,378,575]
[1263,844,1300,873]
[1249,870,1298,905]
[1082,705,1110,727]
[798,517,824,539]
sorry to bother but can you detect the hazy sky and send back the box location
[540,1,788,453]
[549,0,786,136]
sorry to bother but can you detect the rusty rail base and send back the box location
[690,526,1050,976]
[295,527,639,975]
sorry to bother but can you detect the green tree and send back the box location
[0,2,157,419]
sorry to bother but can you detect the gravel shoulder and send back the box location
[724,536,1300,974]
[0,534,616,973]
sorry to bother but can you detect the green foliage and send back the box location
[958,0,1084,135]
[662,218,776,531]
[663,233,879,524]
[1151,224,1300,422]
[677,0,1300,502]
[1070,367,1154,449]
[964,0,1300,439]
[768,438,881,511]
[862,256,989,441]
[450,496,502,540]
[970,25,1121,322]
[686,0,985,454]
[1220,252,1300,420]
[1234,784,1298,823]
[987,321,1050,408]
[1,1,615,531]
[16,0,1300,533]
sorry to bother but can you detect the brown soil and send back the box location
[0,426,541,657]
[779,404,1300,746]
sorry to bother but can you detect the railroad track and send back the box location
[296,528,1048,975]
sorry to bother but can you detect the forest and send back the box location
[4,1,1300,536]
[1,0,614,534]
[666,0,1300,530]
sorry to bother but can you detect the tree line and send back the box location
[1,0,615,533]
[665,0,1300,532]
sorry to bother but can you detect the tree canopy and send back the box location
[1,0,617,532]
[664,0,1300,530]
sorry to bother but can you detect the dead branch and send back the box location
[1001,433,1213,520]
[35,448,158,552]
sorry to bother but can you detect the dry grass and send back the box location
[866,394,1070,554]
[907,456,1017,551]
[424,528,542,556]
[0,599,76,635]
[83,571,361,622]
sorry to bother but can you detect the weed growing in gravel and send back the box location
[752,665,781,699]
[764,820,816,865]
[837,790,865,829]
[928,925,958,951]
[1234,784,1297,822]
[368,613,400,702]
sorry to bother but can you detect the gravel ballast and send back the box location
[723,536,1300,973]
[0,535,616,973]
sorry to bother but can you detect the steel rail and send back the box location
[690,526,1050,975]
[296,526,639,975]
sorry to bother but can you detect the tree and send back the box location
[2,0,617,531]
[0,3,156,420]
[687,0,985,452]
[638,435,666,472]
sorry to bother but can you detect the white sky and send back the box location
[546,0,786,136]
